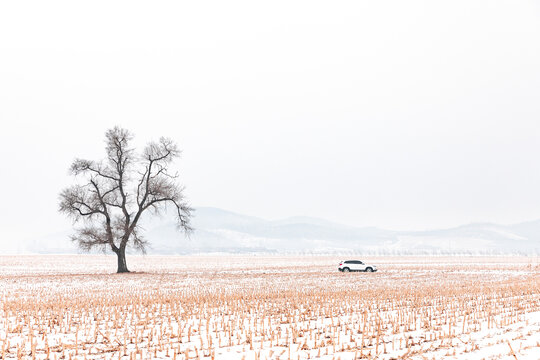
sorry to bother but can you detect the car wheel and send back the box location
[342,267,350,272]
[365,267,373,272]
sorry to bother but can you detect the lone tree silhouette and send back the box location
[59,127,193,273]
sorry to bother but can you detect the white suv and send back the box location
[338,260,377,272]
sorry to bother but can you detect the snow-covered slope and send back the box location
[20,207,540,254]
[129,207,540,254]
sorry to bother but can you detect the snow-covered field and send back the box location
[0,255,539,359]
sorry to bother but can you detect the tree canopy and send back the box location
[59,127,193,272]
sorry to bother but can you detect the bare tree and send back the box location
[59,127,193,273]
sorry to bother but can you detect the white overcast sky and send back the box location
[1,1,540,243]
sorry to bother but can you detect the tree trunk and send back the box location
[116,247,129,273]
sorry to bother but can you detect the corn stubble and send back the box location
[0,256,539,359]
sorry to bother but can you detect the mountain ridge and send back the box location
[16,207,540,255]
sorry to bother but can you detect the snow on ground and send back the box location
[0,255,539,359]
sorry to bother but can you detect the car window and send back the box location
[344,261,352,264]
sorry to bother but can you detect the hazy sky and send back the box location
[1,1,540,243]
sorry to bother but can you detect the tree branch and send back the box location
[60,127,192,260]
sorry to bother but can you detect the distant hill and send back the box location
[20,207,540,254]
